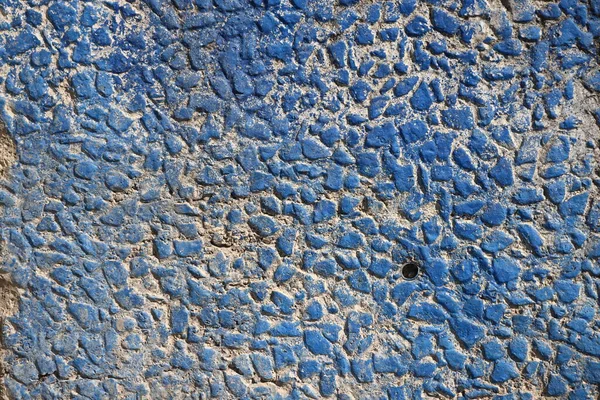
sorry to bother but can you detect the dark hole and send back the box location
[402,262,419,280]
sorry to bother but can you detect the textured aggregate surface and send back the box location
[0,0,599,398]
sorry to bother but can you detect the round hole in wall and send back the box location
[402,262,420,280]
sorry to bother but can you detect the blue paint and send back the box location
[0,0,598,398]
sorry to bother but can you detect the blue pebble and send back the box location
[405,16,430,37]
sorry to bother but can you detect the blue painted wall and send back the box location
[0,0,599,398]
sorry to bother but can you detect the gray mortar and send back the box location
[0,119,18,400]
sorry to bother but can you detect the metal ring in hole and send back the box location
[402,262,420,280]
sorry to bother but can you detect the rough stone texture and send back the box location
[0,0,598,399]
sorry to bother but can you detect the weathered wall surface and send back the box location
[0,0,599,398]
